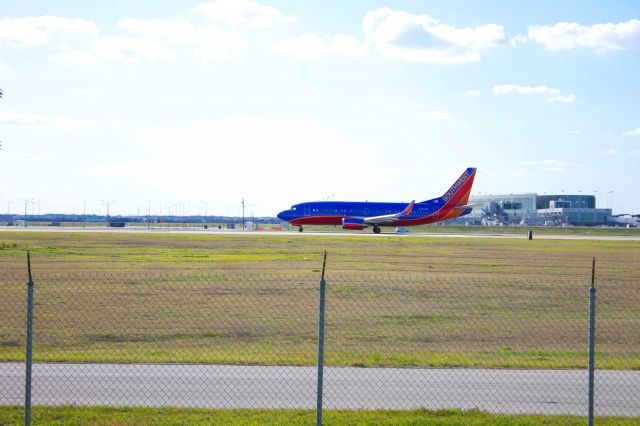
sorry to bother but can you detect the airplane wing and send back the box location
[364,200,415,225]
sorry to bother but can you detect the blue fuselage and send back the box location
[277,199,445,226]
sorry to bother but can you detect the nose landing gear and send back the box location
[373,226,381,234]
[298,226,304,232]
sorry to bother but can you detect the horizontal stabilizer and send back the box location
[454,204,476,211]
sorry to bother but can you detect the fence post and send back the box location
[24,251,34,426]
[587,257,596,426]
[316,251,327,426]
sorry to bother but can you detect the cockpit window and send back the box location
[291,207,297,210]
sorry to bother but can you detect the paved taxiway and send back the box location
[1,363,638,416]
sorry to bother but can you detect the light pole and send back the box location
[172,203,178,226]
[224,205,235,222]
[83,199,87,228]
[180,201,189,228]
[144,199,151,229]
[200,201,208,227]
[242,198,245,230]
[101,200,114,222]
[593,191,598,225]
[18,198,33,227]
[246,203,257,230]
[610,191,614,214]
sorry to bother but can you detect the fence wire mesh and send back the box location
[1,263,639,421]
[0,279,25,407]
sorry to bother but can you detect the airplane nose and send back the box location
[277,210,288,221]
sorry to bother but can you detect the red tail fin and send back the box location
[441,168,477,206]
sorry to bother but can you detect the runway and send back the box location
[1,363,638,416]
[2,226,640,241]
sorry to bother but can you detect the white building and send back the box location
[463,193,613,226]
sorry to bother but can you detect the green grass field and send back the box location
[0,406,636,426]
[1,229,639,276]
[303,223,640,236]
[1,231,639,369]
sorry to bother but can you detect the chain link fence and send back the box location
[1,258,639,423]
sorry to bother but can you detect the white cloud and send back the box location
[270,33,366,59]
[528,19,640,52]
[50,36,176,64]
[197,0,297,29]
[519,159,582,166]
[49,50,97,64]
[566,130,581,135]
[0,111,92,128]
[0,62,9,72]
[368,94,386,102]
[465,89,481,96]
[0,152,43,161]
[604,149,619,155]
[493,84,560,95]
[517,159,584,173]
[51,18,248,64]
[0,16,98,48]
[622,128,640,136]
[509,34,527,46]
[31,6,506,65]
[72,86,107,97]
[91,36,176,62]
[119,18,247,61]
[414,110,452,121]
[548,94,576,103]
[627,150,640,155]
[493,84,575,103]
[362,7,505,64]
[118,17,192,42]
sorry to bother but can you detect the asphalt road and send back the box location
[1,363,638,416]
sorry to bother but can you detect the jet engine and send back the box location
[342,217,366,230]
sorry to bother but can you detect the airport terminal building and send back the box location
[463,193,613,226]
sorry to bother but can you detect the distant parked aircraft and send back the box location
[277,167,477,233]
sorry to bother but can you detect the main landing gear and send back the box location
[373,226,381,234]
[298,226,304,232]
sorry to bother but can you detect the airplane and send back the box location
[277,167,477,233]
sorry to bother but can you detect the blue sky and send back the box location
[1,0,638,216]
